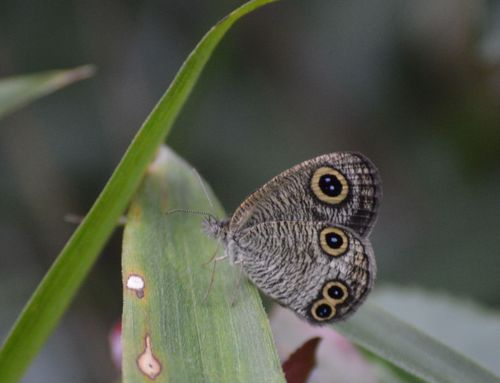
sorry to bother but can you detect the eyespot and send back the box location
[310,167,349,204]
[319,227,349,257]
[323,281,349,303]
[311,299,336,321]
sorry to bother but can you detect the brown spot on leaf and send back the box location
[130,204,143,221]
[137,334,162,380]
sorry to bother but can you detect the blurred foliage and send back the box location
[1,0,500,382]
[374,286,500,376]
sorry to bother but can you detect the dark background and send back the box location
[1,1,500,381]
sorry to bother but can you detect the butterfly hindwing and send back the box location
[229,152,381,238]
[233,221,375,324]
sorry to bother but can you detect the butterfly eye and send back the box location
[319,227,349,257]
[310,166,349,204]
[323,281,349,303]
[311,299,336,321]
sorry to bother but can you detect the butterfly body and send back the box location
[204,152,381,324]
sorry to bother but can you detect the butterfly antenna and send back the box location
[164,209,217,221]
[164,167,219,220]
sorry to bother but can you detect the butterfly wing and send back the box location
[229,152,381,238]
[232,221,375,324]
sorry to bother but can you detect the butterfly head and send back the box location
[203,216,229,242]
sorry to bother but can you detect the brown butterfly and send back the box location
[204,152,381,324]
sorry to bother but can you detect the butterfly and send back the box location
[204,152,381,324]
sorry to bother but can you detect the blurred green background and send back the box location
[1,0,500,382]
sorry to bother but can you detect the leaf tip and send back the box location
[68,64,97,81]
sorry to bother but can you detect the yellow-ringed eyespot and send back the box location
[323,281,349,303]
[319,227,349,257]
[311,299,336,321]
[310,167,349,204]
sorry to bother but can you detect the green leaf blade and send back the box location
[122,147,284,382]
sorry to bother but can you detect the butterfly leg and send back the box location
[203,258,218,303]
[202,243,227,302]
[202,243,222,267]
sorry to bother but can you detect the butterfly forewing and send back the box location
[229,152,381,237]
